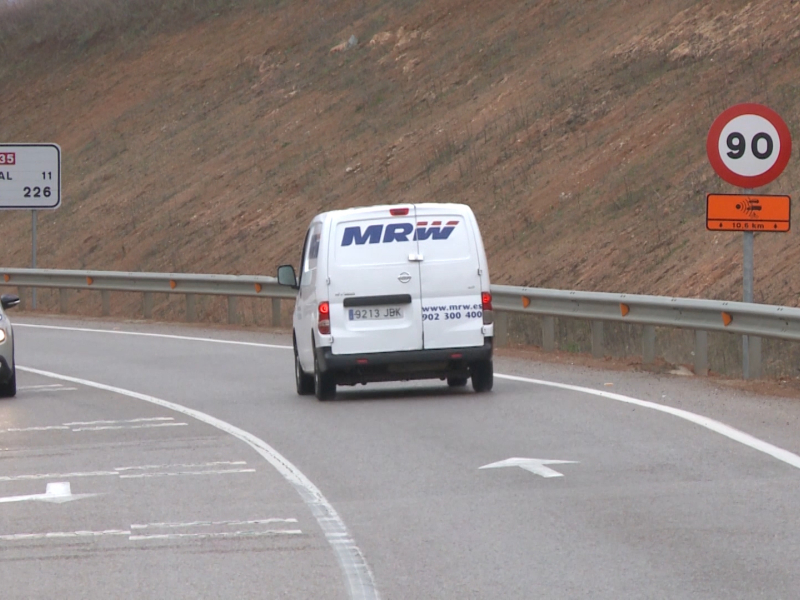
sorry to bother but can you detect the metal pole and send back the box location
[742,187,755,379]
[31,210,37,309]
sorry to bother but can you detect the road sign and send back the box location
[706,194,790,232]
[706,104,792,188]
[0,143,61,209]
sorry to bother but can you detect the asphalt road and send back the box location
[1,316,799,599]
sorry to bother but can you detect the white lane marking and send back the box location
[480,457,579,478]
[18,384,78,392]
[119,469,256,479]
[0,481,98,504]
[1,425,70,433]
[495,373,800,471]
[0,471,119,482]
[1,417,184,434]
[17,365,380,600]
[66,417,174,425]
[0,462,254,482]
[131,518,298,530]
[129,529,303,541]
[71,422,188,432]
[0,530,130,541]
[116,461,247,472]
[16,323,289,350]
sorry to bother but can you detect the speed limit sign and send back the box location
[707,103,791,188]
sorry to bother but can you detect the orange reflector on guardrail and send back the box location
[255,283,262,293]
[522,296,530,308]
[620,303,630,317]
[86,276,93,285]
[722,312,733,326]
[170,280,177,289]
[3,274,9,282]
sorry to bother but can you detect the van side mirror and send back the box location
[1,294,20,310]
[277,265,299,289]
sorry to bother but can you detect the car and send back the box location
[0,293,20,398]
[278,203,494,400]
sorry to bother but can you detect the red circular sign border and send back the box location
[706,103,792,188]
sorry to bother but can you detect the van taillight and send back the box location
[481,292,494,325]
[318,301,331,334]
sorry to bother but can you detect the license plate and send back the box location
[348,307,403,320]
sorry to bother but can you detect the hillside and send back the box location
[1,0,800,315]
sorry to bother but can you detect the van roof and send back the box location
[316,202,475,222]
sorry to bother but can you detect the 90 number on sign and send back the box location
[726,131,773,160]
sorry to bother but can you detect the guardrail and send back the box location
[4,267,799,379]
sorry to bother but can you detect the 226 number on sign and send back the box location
[23,186,52,198]
[0,152,15,165]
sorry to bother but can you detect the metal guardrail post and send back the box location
[542,316,555,352]
[227,296,238,325]
[18,287,26,310]
[748,336,762,379]
[186,294,196,322]
[272,297,282,328]
[642,325,655,364]
[59,289,68,314]
[101,291,110,316]
[494,312,508,347]
[591,320,604,359]
[694,330,708,376]
[143,292,153,319]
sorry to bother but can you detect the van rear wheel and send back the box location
[294,340,314,396]
[471,360,493,393]
[314,354,336,401]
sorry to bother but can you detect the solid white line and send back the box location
[118,468,256,479]
[129,529,303,541]
[15,323,290,350]
[495,373,800,470]
[0,471,118,482]
[71,422,188,432]
[17,365,380,600]
[1,425,70,433]
[131,518,298,530]
[115,461,247,472]
[66,417,174,426]
[0,530,130,541]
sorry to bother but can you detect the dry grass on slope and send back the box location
[1,0,800,316]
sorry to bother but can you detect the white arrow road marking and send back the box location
[0,482,99,504]
[480,458,579,478]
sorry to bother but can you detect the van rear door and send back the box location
[416,205,485,350]
[327,206,424,355]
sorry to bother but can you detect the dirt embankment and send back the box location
[0,0,799,312]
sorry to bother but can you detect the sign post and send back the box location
[706,104,792,379]
[0,144,61,309]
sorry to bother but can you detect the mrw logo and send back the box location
[341,221,459,246]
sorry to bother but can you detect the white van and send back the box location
[278,203,494,400]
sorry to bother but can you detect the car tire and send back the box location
[471,360,493,393]
[294,337,314,396]
[314,353,336,401]
[447,376,468,387]
[0,368,16,398]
